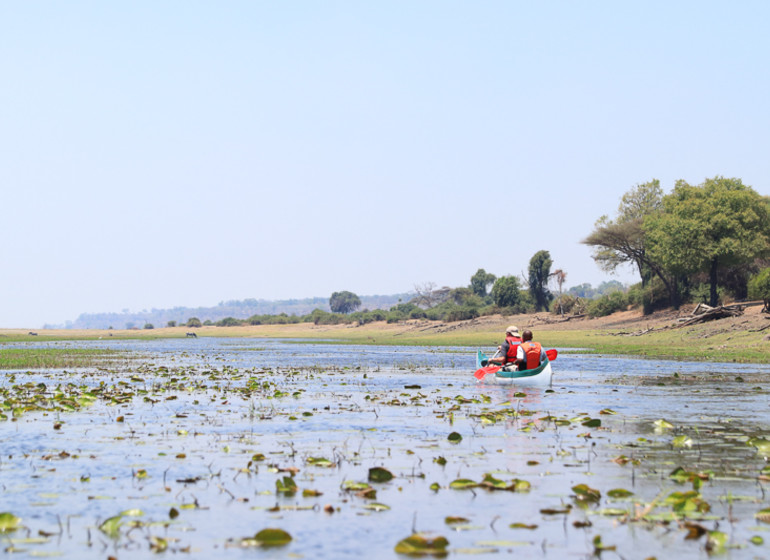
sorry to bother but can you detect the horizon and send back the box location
[2,2,767,328]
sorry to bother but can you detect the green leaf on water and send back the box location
[343,481,372,492]
[364,503,390,512]
[276,476,297,495]
[750,535,764,545]
[592,535,616,552]
[445,516,469,524]
[430,482,440,492]
[369,467,394,483]
[394,533,449,557]
[607,488,634,498]
[449,479,478,490]
[247,528,292,547]
[448,432,462,443]
[748,437,770,457]
[582,418,601,428]
[509,522,537,529]
[572,484,601,503]
[98,515,123,539]
[302,489,323,497]
[599,408,616,415]
[434,456,447,466]
[672,435,693,448]
[705,530,728,553]
[0,513,22,533]
[653,419,674,431]
[307,457,334,468]
[756,508,770,524]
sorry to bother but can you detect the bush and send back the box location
[186,317,202,328]
[550,294,586,315]
[167,320,177,328]
[587,291,629,317]
[748,268,770,308]
[216,317,243,327]
[445,306,479,322]
[143,323,154,330]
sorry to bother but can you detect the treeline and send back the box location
[187,271,628,328]
[64,294,409,330]
[583,176,770,315]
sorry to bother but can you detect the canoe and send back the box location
[475,350,553,386]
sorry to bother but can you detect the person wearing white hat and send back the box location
[484,325,522,368]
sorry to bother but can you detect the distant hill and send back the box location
[63,294,412,329]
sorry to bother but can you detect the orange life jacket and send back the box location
[520,341,543,370]
[505,335,522,362]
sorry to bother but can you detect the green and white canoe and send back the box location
[475,350,553,386]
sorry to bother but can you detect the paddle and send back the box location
[474,364,501,379]
[473,348,558,380]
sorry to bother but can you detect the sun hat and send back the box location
[506,325,520,336]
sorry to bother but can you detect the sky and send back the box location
[2,1,769,328]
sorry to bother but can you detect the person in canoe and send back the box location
[484,325,522,370]
[515,329,547,371]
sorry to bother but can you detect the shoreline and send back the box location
[2,304,769,364]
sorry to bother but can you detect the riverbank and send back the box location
[2,303,769,363]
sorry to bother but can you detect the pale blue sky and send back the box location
[2,1,769,328]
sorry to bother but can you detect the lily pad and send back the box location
[395,533,449,557]
[369,467,394,483]
[0,513,22,533]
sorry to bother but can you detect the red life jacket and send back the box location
[505,335,522,362]
[520,341,543,369]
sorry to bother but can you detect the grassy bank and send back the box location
[2,310,768,364]
[0,348,131,370]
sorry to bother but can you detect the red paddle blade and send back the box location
[546,349,558,360]
[474,365,501,379]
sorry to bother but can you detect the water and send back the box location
[1,338,769,559]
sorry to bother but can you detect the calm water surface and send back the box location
[2,338,769,559]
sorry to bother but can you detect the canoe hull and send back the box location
[476,350,553,387]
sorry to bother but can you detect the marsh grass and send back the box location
[0,348,130,369]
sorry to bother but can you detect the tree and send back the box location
[550,269,567,315]
[186,317,202,328]
[469,269,497,298]
[329,291,362,314]
[528,250,553,311]
[491,276,522,308]
[645,177,770,307]
[582,180,673,313]
[167,320,177,328]
[411,282,451,308]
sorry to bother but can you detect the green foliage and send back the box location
[470,268,496,297]
[491,276,522,308]
[587,291,629,317]
[528,250,553,311]
[748,268,770,305]
[550,294,586,315]
[216,317,243,327]
[186,317,202,328]
[248,313,301,325]
[626,278,669,312]
[329,291,362,314]
[306,309,344,325]
[645,177,770,306]
[143,323,154,330]
[166,320,177,328]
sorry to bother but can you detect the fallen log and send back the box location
[675,305,744,328]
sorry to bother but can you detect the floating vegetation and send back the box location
[1,337,769,558]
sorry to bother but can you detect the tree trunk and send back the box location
[709,257,719,307]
